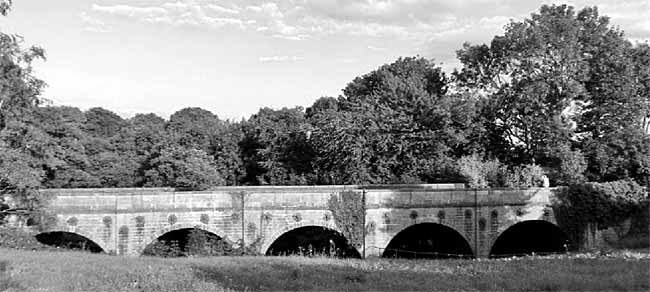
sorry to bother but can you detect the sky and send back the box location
[1,0,648,120]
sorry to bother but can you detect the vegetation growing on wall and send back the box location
[327,191,365,249]
[456,154,548,188]
[552,180,649,249]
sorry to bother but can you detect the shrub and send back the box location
[142,240,183,257]
[0,227,52,250]
[185,228,233,256]
[142,228,243,257]
[484,159,509,187]
[327,191,364,249]
[552,180,648,248]
[457,154,486,188]
[547,145,587,185]
[505,164,547,188]
[457,154,508,188]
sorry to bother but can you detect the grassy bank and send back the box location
[0,248,648,292]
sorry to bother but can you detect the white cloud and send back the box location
[272,34,308,40]
[87,0,649,43]
[91,2,246,29]
[367,45,386,51]
[206,4,240,15]
[92,4,166,20]
[258,55,304,62]
[80,12,112,33]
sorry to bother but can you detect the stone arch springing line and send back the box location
[382,222,475,259]
[35,230,106,253]
[489,220,570,258]
[261,221,360,258]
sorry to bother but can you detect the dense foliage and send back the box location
[0,0,51,225]
[552,180,649,247]
[455,5,649,186]
[327,191,365,249]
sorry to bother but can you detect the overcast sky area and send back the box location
[1,0,648,120]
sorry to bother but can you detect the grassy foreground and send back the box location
[0,248,648,292]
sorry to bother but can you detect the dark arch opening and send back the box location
[382,223,474,259]
[142,228,231,257]
[490,220,569,258]
[265,226,360,258]
[35,232,103,253]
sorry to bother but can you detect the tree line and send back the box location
[1,4,649,217]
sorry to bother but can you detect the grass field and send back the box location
[0,248,648,292]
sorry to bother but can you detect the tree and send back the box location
[143,145,224,190]
[166,107,222,152]
[309,57,473,184]
[211,122,245,186]
[129,113,166,151]
[455,5,592,165]
[0,143,44,206]
[240,107,314,185]
[26,106,98,188]
[0,1,53,225]
[454,4,650,185]
[305,96,338,119]
[79,107,142,187]
[126,113,167,186]
[83,107,127,138]
[165,107,244,185]
[0,9,45,131]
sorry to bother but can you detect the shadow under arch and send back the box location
[35,231,105,253]
[382,223,474,259]
[489,220,569,258]
[142,223,233,257]
[144,223,232,247]
[264,225,361,258]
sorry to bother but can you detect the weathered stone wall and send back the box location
[37,184,559,257]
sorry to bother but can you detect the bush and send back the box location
[142,240,183,257]
[186,228,233,256]
[552,180,648,248]
[327,191,364,249]
[552,146,587,185]
[457,154,508,188]
[0,227,52,250]
[505,164,547,188]
[142,228,245,257]
[456,155,545,188]
[457,154,486,188]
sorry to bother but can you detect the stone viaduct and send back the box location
[33,184,570,258]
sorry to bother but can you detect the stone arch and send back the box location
[260,220,360,257]
[386,218,473,253]
[489,219,569,257]
[35,229,107,253]
[487,215,560,252]
[142,222,233,254]
[382,221,475,259]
